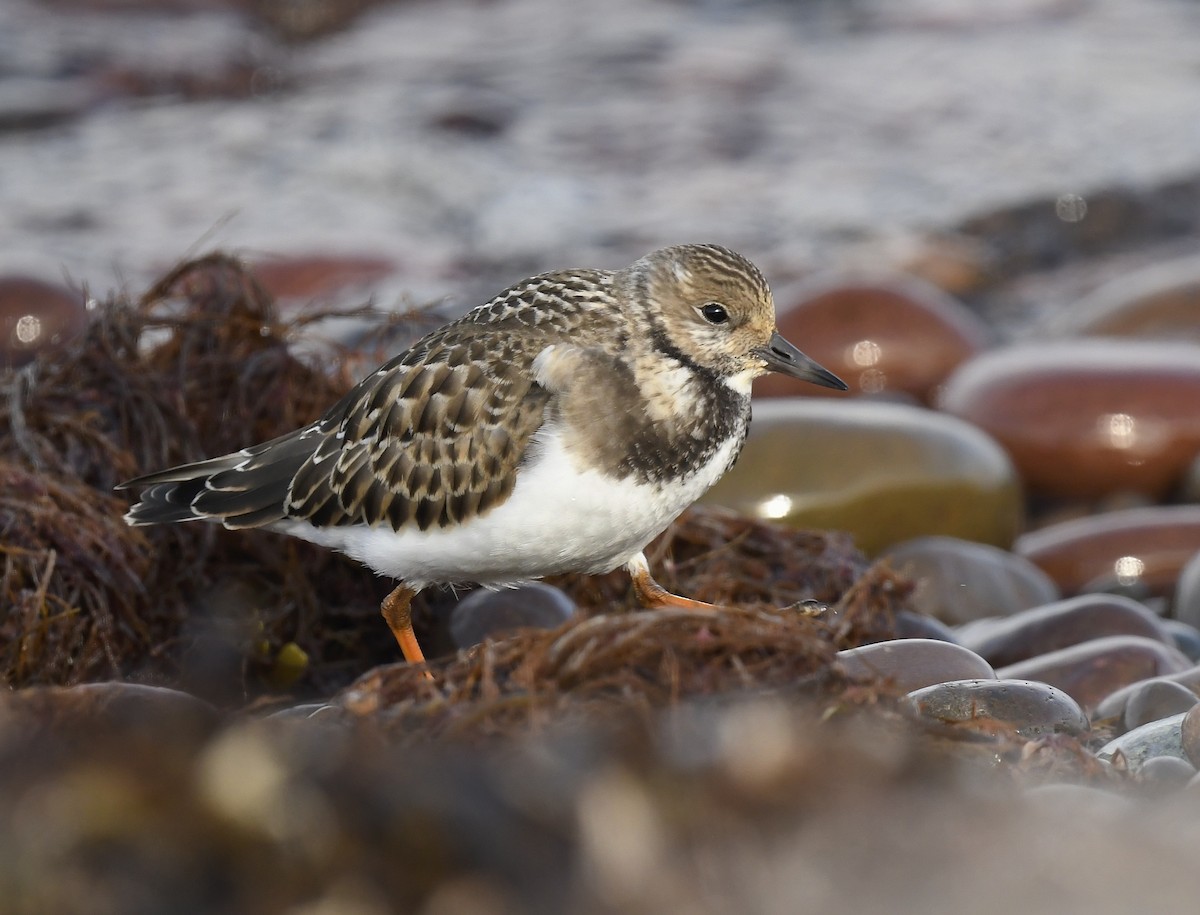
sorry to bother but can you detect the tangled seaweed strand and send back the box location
[338,561,910,744]
[0,254,419,694]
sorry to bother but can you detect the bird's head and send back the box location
[624,244,847,394]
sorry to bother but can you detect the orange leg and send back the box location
[626,552,716,611]
[381,584,434,681]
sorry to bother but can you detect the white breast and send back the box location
[275,426,743,591]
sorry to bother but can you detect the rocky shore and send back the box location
[6,0,1200,911]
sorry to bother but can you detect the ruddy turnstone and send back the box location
[119,244,846,672]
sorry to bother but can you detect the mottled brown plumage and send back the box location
[120,244,847,673]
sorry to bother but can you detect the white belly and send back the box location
[275,428,741,591]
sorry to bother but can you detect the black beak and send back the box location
[758,332,847,390]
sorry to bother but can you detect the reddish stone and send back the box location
[0,275,88,368]
[836,638,995,693]
[957,594,1170,668]
[996,635,1191,711]
[250,254,396,303]
[937,340,1200,499]
[757,276,989,402]
[1059,255,1200,340]
[1014,505,1200,597]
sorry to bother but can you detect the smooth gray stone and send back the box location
[1137,755,1196,793]
[1123,680,1199,732]
[1098,712,1189,771]
[1162,618,1200,662]
[836,639,995,693]
[1173,549,1200,628]
[906,677,1089,738]
[449,582,576,649]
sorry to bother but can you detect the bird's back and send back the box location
[121,266,629,533]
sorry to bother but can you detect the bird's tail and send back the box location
[118,430,316,530]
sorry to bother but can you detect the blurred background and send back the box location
[3,0,1199,317]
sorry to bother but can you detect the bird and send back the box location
[119,244,847,673]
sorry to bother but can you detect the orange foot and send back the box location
[381,584,436,682]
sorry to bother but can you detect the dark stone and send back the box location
[907,677,1089,739]
[449,583,576,650]
[893,610,961,643]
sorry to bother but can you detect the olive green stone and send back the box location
[705,398,1022,555]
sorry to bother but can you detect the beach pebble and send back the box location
[0,682,219,739]
[1098,711,1190,771]
[705,399,1022,555]
[955,594,1169,668]
[1122,680,1199,732]
[0,274,88,368]
[836,639,995,693]
[907,677,1089,739]
[448,583,576,649]
[996,635,1192,711]
[1052,255,1200,340]
[1014,506,1200,597]
[250,253,396,304]
[1137,755,1196,793]
[893,610,961,643]
[1171,550,1200,630]
[882,535,1058,625]
[1091,665,1200,723]
[1161,619,1200,662]
[1183,703,1200,768]
[758,276,989,402]
[938,340,1200,499]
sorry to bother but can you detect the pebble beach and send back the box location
[5,0,1200,912]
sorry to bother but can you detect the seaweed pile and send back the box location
[0,253,900,712]
[0,255,420,697]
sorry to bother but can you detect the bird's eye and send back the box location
[700,302,729,324]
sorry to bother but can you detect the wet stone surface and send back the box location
[906,678,1090,740]
[757,276,989,403]
[704,400,1022,556]
[937,340,1200,500]
[1014,506,1200,598]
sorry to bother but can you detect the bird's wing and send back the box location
[123,266,619,532]
[282,330,552,532]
